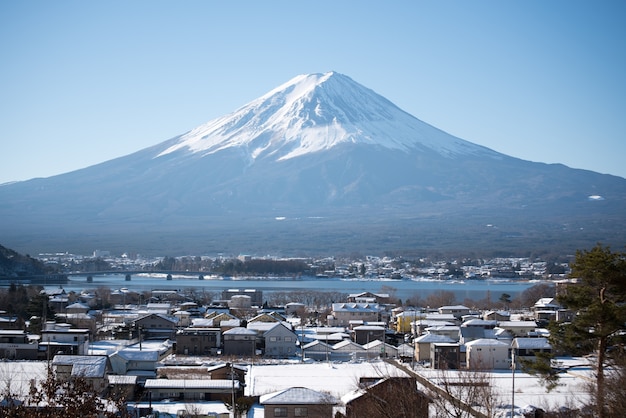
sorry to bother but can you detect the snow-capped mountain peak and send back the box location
[157,71,499,161]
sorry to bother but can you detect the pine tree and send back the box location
[553,244,626,418]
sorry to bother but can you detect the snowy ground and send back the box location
[246,359,408,399]
[244,358,593,417]
[415,362,592,416]
[0,357,594,417]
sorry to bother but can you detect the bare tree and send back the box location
[428,364,499,418]
[340,361,430,418]
[424,290,456,308]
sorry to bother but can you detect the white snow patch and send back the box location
[156,72,501,162]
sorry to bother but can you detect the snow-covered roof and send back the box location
[534,297,559,308]
[260,387,338,405]
[465,338,510,347]
[66,302,90,310]
[498,320,537,328]
[206,363,248,374]
[108,375,137,385]
[52,355,108,377]
[223,327,256,335]
[114,349,159,362]
[332,302,381,312]
[332,340,364,351]
[439,305,470,311]
[414,334,455,344]
[513,337,552,350]
[362,340,397,353]
[145,379,239,390]
[353,325,385,331]
[462,319,497,327]
[191,318,214,327]
[302,340,333,350]
[247,362,410,399]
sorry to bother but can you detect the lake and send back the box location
[49,273,544,303]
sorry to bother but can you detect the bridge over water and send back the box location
[0,270,210,286]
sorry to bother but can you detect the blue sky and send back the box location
[1,1,625,184]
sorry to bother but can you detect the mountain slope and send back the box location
[1,72,625,256]
[156,72,502,161]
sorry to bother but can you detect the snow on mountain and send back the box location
[157,71,501,162]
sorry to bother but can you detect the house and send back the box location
[48,290,70,313]
[132,313,178,340]
[249,312,284,323]
[465,338,510,370]
[52,354,110,394]
[0,330,38,360]
[438,305,471,319]
[459,327,498,345]
[396,343,414,362]
[205,311,241,332]
[413,319,455,336]
[497,320,538,337]
[206,363,247,385]
[343,377,429,418]
[413,333,455,363]
[332,340,367,361]
[301,340,334,362]
[175,327,221,356]
[262,322,297,358]
[40,322,90,357]
[532,298,561,324]
[346,291,390,304]
[109,349,158,383]
[424,325,460,341]
[65,302,90,314]
[59,303,96,334]
[107,374,138,401]
[173,309,191,327]
[352,325,385,345]
[512,337,552,368]
[328,303,382,327]
[362,340,397,359]
[285,302,306,316]
[462,318,497,329]
[222,289,263,307]
[222,327,257,356]
[431,342,461,369]
[299,327,349,345]
[483,310,511,322]
[260,387,338,418]
[0,314,20,330]
[190,317,215,327]
[394,309,423,333]
[145,302,172,315]
[144,378,242,402]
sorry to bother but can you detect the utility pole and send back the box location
[511,347,516,418]
[230,362,236,418]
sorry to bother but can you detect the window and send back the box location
[273,407,288,417]
[295,407,308,416]
[269,337,277,342]
[285,337,292,342]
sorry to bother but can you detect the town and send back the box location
[0,249,595,418]
[0,245,623,417]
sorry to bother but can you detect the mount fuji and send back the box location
[1,72,625,256]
